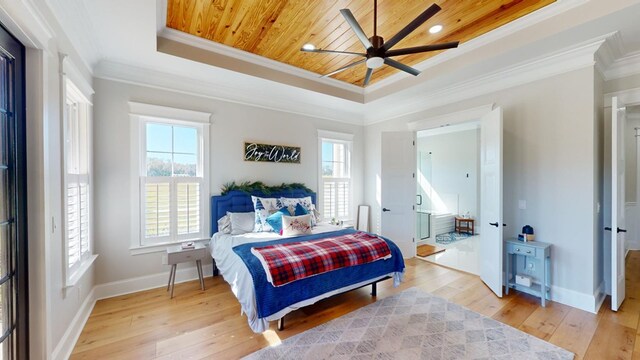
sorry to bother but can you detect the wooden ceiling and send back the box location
[166,0,556,87]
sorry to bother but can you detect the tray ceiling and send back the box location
[167,0,555,87]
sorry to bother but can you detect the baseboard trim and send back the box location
[550,285,599,313]
[51,288,97,360]
[94,263,213,300]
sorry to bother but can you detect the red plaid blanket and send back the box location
[250,231,392,287]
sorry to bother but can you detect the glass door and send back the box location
[0,23,27,359]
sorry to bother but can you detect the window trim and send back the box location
[61,54,96,288]
[129,102,211,254]
[318,130,354,222]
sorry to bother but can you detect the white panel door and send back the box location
[381,132,416,258]
[480,107,504,297]
[611,96,627,311]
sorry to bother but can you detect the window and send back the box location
[63,79,94,283]
[318,131,353,221]
[130,102,211,250]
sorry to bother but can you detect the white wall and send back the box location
[365,67,599,310]
[92,78,364,285]
[417,129,480,219]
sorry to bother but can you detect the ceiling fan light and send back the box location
[366,57,384,69]
[429,25,443,34]
[302,43,316,51]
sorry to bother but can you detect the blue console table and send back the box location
[504,238,551,306]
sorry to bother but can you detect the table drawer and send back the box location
[168,248,207,264]
[509,244,536,257]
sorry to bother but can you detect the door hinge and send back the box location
[412,237,415,243]
[412,205,415,210]
[412,140,415,146]
[412,173,415,178]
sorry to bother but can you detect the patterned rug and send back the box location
[435,231,472,245]
[243,287,574,360]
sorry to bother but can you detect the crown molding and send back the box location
[157,27,364,97]
[363,33,612,125]
[94,60,364,126]
[364,0,590,94]
[0,0,53,49]
[604,51,640,81]
[594,31,626,79]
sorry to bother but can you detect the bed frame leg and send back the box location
[277,317,284,331]
[371,282,377,297]
[212,258,219,277]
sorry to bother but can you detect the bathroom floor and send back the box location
[417,234,481,275]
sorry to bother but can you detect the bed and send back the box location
[209,190,405,333]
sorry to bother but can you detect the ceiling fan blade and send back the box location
[385,41,459,57]
[322,59,366,77]
[384,58,420,76]
[383,3,441,51]
[340,9,373,50]
[301,48,366,56]
[363,68,373,86]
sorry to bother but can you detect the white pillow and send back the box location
[280,197,316,225]
[282,214,312,236]
[251,196,283,232]
[217,214,231,234]
[229,212,256,235]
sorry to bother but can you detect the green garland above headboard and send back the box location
[220,181,313,196]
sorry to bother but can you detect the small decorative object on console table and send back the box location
[504,238,551,306]
[454,217,475,235]
[166,242,208,298]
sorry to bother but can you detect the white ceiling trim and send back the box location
[158,27,364,96]
[364,0,590,94]
[94,61,364,126]
[363,33,613,125]
[0,0,53,49]
[604,51,640,80]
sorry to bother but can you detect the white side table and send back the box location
[166,243,208,298]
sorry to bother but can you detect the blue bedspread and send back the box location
[232,228,405,318]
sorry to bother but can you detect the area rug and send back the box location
[243,287,574,360]
[416,244,446,258]
[435,231,472,245]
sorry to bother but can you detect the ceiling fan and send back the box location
[301,1,459,86]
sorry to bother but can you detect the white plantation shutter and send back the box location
[323,179,350,220]
[64,81,92,276]
[144,180,171,238]
[177,181,201,235]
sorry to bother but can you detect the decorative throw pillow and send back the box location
[280,197,316,225]
[252,196,283,232]
[217,214,232,234]
[229,211,256,235]
[282,214,313,236]
[265,207,291,235]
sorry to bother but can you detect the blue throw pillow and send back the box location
[265,207,291,234]
[294,203,309,216]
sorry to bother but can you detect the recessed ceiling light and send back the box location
[429,25,443,34]
[302,43,316,51]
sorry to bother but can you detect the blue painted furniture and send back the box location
[504,238,551,306]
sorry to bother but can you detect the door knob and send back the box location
[489,222,499,227]
[618,228,627,233]
[382,208,391,212]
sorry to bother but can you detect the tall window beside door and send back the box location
[130,103,211,250]
[319,131,353,221]
[64,80,93,283]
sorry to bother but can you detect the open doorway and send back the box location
[415,122,481,275]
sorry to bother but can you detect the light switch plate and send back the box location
[518,200,526,210]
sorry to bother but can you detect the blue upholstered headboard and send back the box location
[210,190,317,235]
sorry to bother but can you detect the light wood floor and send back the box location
[71,252,640,359]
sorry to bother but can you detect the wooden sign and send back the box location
[244,142,301,164]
